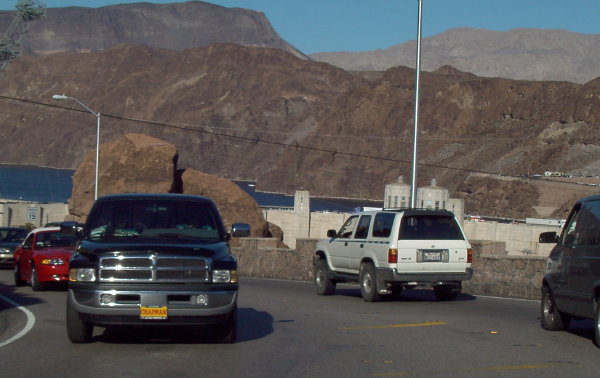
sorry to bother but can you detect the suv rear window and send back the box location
[398,215,464,240]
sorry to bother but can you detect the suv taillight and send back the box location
[388,248,398,263]
[467,248,473,263]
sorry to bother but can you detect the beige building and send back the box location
[384,176,411,208]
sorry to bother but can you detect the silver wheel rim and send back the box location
[596,304,600,335]
[544,293,554,323]
[32,266,37,286]
[362,272,373,294]
[316,268,324,287]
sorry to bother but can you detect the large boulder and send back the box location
[68,133,176,220]
[180,169,269,239]
[67,134,276,246]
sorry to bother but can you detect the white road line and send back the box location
[0,294,36,347]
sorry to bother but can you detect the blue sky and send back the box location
[1,0,599,54]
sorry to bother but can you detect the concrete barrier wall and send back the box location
[264,208,561,256]
[463,221,559,256]
[263,209,348,249]
[233,238,547,300]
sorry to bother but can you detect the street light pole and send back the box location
[52,94,101,200]
[410,0,424,208]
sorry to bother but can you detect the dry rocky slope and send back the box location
[310,28,600,85]
[1,44,599,219]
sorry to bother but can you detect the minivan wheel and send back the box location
[314,258,336,295]
[66,294,93,343]
[360,263,381,302]
[594,299,600,348]
[541,286,570,331]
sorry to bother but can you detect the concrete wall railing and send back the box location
[233,238,547,300]
[263,207,560,256]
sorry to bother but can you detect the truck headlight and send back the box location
[212,269,238,283]
[69,268,96,282]
[0,247,11,254]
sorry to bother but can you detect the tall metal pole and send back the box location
[410,0,423,208]
[52,94,100,200]
[95,113,100,200]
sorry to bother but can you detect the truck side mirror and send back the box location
[327,229,337,238]
[231,223,251,238]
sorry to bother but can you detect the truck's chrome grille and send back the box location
[99,254,210,282]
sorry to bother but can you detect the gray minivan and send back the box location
[539,194,600,347]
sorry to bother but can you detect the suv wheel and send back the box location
[434,285,458,301]
[541,286,570,331]
[360,262,381,302]
[314,258,336,295]
[14,264,25,287]
[66,294,93,343]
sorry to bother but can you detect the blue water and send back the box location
[0,164,74,203]
[0,165,382,211]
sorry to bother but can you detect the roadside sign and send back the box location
[27,206,39,222]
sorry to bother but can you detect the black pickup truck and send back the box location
[63,193,250,343]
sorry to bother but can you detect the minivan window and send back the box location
[562,205,580,248]
[399,215,464,240]
[574,200,600,247]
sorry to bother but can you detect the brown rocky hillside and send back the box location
[0,43,599,219]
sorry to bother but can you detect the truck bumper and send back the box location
[69,285,237,326]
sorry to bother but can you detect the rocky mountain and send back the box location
[1,42,599,219]
[0,1,305,58]
[310,28,600,84]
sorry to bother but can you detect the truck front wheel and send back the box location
[211,307,237,343]
[66,294,93,343]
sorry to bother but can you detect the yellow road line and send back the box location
[340,321,447,330]
[373,362,568,376]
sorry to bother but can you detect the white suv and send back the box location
[313,208,473,301]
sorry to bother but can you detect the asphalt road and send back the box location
[1,268,598,377]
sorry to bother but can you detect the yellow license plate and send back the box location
[140,306,168,320]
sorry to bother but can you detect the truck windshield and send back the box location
[399,215,464,240]
[85,199,223,241]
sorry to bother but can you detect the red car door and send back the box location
[15,232,34,282]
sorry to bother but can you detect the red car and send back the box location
[13,227,75,291]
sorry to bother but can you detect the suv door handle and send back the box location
[344,241,348,246]
[360,244,364,248]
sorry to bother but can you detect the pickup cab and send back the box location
[64,193,250,343]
